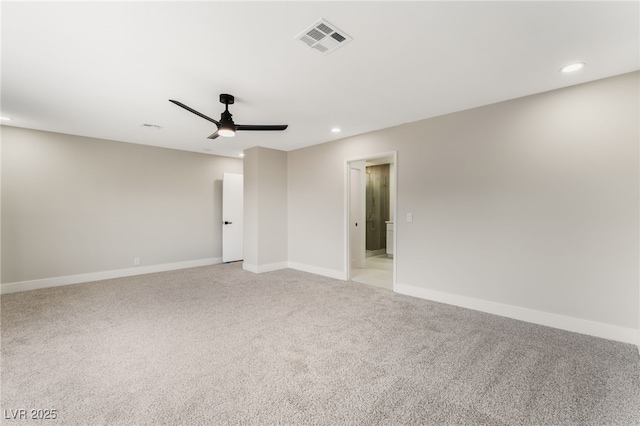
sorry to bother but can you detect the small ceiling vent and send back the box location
[141,123,162,130]
[295,19,352,54]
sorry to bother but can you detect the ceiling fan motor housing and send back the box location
[219,103,236,134]
[220,110,234,125]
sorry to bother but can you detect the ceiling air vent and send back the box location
[141,123,162,130]
[295,19,352,55]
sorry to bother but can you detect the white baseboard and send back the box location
[287,262,347,280]
[395,282,638,346]
[1,258,223,294]
[244,261,346,280]
[242,262,288,274]
[242,263,258,273]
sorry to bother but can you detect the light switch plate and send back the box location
[406,213,413,223]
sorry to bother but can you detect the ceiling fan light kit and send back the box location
[217,126,236,138]
[169,93,288,140]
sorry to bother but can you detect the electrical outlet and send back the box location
[134,258,140,266]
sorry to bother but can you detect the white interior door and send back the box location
[222,173,243,263]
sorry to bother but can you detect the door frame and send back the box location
[344,151,397,288]
[349,161,366,270]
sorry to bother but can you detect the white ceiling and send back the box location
[2,1,639,158]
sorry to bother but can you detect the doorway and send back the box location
[346,152,396,290]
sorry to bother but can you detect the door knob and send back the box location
[224,221,232,225]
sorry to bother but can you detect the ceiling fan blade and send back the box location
[236,124,288,131]
[169,100,220,125]
[207,131,220,140]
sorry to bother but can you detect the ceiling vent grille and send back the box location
[295,19,352,55]
[141,123,162,130]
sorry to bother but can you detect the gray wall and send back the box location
[1,126,243,283]
[288,72,639,330]
[243,146,288,271]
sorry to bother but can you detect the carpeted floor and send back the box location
[2,263,639,425]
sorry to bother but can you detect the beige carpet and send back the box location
[2,263,639,425]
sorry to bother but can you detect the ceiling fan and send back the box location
[169,94,288,139]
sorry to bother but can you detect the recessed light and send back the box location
[560,62,585,73]
[1,116,13,121]
[331,127,341,133]
[239,153,245,158]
